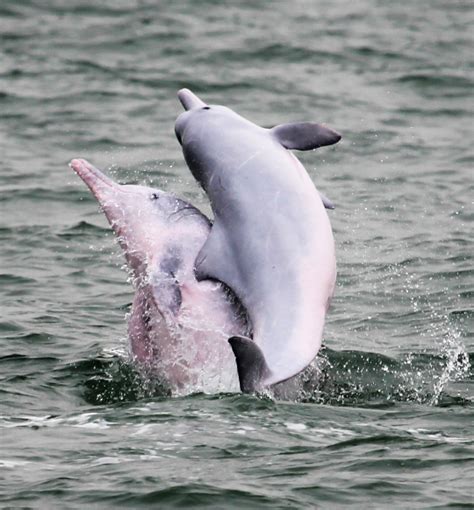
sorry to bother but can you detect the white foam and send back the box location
[0,459,30,468]
[285,422,307,431]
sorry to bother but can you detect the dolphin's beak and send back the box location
[69,158,143,277]
[177,88,207,111]
[69,158,119,202]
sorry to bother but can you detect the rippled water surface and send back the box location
[1,1,473,508]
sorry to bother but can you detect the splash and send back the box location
[429,330,470,405]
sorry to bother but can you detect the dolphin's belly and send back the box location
[231,212,335,325]
[212,157,336,374]
[220,160,335,303]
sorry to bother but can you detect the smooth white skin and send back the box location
[175,90,337,387]
[70,158,246,393]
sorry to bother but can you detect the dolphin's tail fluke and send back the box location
[228,336,272,393]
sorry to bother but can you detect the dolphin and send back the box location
[175,89,340,392]
[69,158,249,394]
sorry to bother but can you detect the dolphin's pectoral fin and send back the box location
[228,336,272,393]
[319,190,335,209]
[194,226,231,284]
[271,122,341,151]
[194,249,211,282]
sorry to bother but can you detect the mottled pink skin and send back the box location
[70,158,247,393]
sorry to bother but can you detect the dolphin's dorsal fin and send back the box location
[271,122,341,151]
[319,190,335,209]
[228,336,272,392]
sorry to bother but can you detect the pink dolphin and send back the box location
[70,158,249,394]
[175,89,340,392]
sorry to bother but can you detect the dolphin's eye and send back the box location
[202,106,210,110]
[150,193,160,200]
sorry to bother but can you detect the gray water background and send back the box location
[1,1,473,508]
